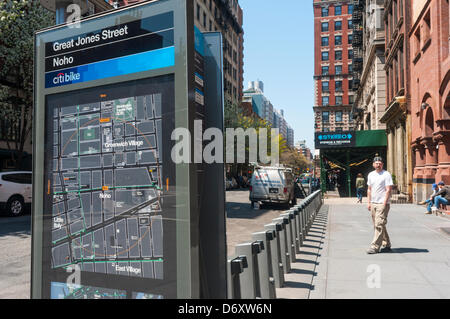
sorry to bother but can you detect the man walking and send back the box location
[366,156,393,254]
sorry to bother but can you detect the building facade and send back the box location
[243,81,274,125]
[113,0,244,105]
[287,126,295,148]
[351,0,387,131]
[409,0,450,202]
[194,0,244,105]
[379,0,413,198]
[313,0,356,133]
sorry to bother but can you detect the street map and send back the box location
[50,93,165,280]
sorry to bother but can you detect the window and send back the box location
[335,80,343,91]
[348,79,353,90]
[335,65,342,74]
[335,35,342,45]
[322,7,329,17]
[348,34,353,44]
[335,21,342,31]
[348,49,353,59]
[349,95,355,104]
[322,97,329,106]
[335,5,342,16]
[1,173,31,184]
[203,12,207,28]
[348,4,354,15]
[322,51,329,61]
[348,64,353,73]
[197,4,200,20]
[322,111,330,122]
[336,111,343,122]
[348,19,353,29]
[336,96,343,105]
[336,127,343,132]
[335,50,342,60]
[321,37,329,46]
[322,81,329,92]
[322,66,329,75]
[321,22,329,32]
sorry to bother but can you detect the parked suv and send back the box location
[0,171,32,216]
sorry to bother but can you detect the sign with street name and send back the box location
[315,131,356,149]
[32,0,225,300]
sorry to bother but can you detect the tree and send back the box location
[223,100,287,174]
[280,147,310,173]
[0,0,53,168]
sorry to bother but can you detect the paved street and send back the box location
[0,214,31,299]
[226,189,290,257]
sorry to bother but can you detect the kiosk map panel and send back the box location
[51,94,165,278]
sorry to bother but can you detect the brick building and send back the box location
[313,0,356,133]
[409,0,450,202]
[379,0,413,198]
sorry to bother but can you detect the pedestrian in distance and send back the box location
[366,156,393,254]
[430,181,450,215]
[419,183,438,215]
[355,173,365,203]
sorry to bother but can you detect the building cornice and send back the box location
[380,99,406,124]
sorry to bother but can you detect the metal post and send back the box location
[281,212,296,263]
[272,216,291,273]
[227,256,247,299]
[264,223,285,288]
[252,232,277,299]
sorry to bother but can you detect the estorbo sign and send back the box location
[32,0,226,299]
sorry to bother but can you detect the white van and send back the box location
[0,171,32,216]
[249,166,296,208]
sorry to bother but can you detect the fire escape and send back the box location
[351,0,365,124]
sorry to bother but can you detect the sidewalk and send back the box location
[277,198,450,299]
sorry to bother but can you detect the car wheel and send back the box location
[251,201,255,208]
[7,196,24,217]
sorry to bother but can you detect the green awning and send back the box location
[355,130,387,148]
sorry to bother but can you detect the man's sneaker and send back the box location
[380,246,392,252]
[366,247,379,254]
[418,201,427,205]
[425,211,432,215]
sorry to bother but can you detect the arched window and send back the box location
[424,107,434,137]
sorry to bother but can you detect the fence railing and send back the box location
[226,190,323,299]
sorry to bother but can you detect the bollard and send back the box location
[294,204,305,245]
[252,232,277,299]
[280,211,296,264]
[299,203,307,242]
[235,242,263,299]
[272,216,291,273]
[227,256,247,299]
[290,208,301,253]
[264,223,285,288]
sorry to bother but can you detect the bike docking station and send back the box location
[32,0,227,299]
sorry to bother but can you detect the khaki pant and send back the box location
[370,203,391,250]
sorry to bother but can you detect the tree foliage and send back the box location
[0,0,53,167]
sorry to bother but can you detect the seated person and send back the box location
[431,181,450,213]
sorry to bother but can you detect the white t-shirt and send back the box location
[367,170,394,204]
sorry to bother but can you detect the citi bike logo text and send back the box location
[53,72,81,85]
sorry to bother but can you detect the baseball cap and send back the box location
[373,156,384,163]
[432,183,437,189]
[438,181,445,186]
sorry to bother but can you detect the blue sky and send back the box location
[239,0,315,150]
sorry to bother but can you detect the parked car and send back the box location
[249,166,296,208]
[0,171,32,216]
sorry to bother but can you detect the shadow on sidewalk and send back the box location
[390,248,429,254]
[283,281,314,290]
